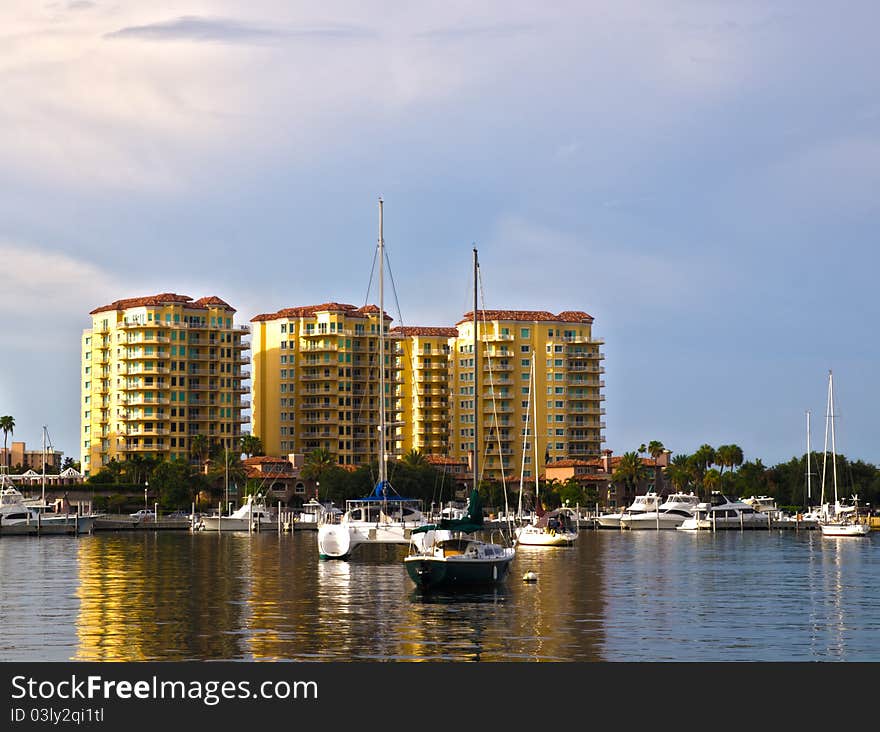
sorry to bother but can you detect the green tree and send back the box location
[302,448,335,481]
[667,454,693,492]
[647,440,665,460]
[240,434,263,458]
[206,451,247,499]
[149,458,194,510]
[1,415,15,471]
[190,434,210,472]
[703,468,722,494]
[400,449,428,468]
[716,444,744,477]
[613,451,648,495]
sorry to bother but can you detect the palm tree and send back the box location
[302,448,335,481]
[401,449,428,468]
[703,468,722,494]
[612,451,648,496]
[666,456,692,492]
[1,415,15,470]
[647,440,665,461]
[190,434,210,473]
[240,434,263,459]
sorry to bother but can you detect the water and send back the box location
[1,529,877,661]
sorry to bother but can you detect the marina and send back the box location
[1,528,877,662]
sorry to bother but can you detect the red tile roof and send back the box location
[251,303,392,323]
[243,456,291,465]
[456,309,594,326]
[391,326,459,338]
[545,459,595,468]
[424,454,468,466]
[90,293,235,315]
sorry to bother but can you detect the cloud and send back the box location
[414,23,537,41]
[105,16,374,45]
[482,214,693,325]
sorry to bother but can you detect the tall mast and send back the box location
[41,425,47,506]
[531,352,539,507]
[829,370,838,506]
[472,246,479,494]
[805,410,812,506]
[378,198,387,487]
[820,372,831,506]
[518,351,531,517]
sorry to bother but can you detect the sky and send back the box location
[1,1,878,468]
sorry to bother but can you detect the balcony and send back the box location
[300,343,338,352]
[483,403,514,414]
[482,362,513,372]
[481,334,514,342]
[301,373,334,381]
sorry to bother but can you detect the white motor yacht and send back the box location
[677,492,772,531]
[620,492,700,530]
[596,492,661,529]
[0,483,94,534]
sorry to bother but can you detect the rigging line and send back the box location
[477,264,510,520]
[383,246,406,330]
[363,244,379,309]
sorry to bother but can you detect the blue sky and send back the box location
[1,1,878,468]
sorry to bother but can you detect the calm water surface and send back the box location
[1,529,877,661]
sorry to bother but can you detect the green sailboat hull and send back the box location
[404,555,514,589]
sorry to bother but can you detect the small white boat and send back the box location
[199,493,275,531]
[515,509,577,546]
[815,372,872,538]
[820,518,871,537]
[676,505,713,532]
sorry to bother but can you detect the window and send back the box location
[520,345,529,353]
[281,323,287,333]
[520,328,529,338]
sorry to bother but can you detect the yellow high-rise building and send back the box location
[250,302,403,465]
[391,327,458,456]
[80,293,250,477]
[448,310,605,482]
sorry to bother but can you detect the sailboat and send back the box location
[514,351,576,546]
[317,199,427,559]
[817,370,871,537]
[403,247,516,588]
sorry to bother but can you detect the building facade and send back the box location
[80,293,250,477]
[250,303,403,466]
[250,304,605,480]
[447,310,605,482]
[391,326,457,457]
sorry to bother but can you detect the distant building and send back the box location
[243,454,313,505]
[81,293,250,477]
[0,441,63,472]
[544,450,671,509]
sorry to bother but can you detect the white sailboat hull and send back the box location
[820,522,871,537]
[515,525,576,546]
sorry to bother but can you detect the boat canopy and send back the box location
[413,489,484,534]
[347,479,419,503]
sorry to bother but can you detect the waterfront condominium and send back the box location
[80,293,250,477]
[391,326,458,457]
[447,310,605,482]
[250,302,403,466]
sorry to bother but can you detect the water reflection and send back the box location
[0,529,872,662]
